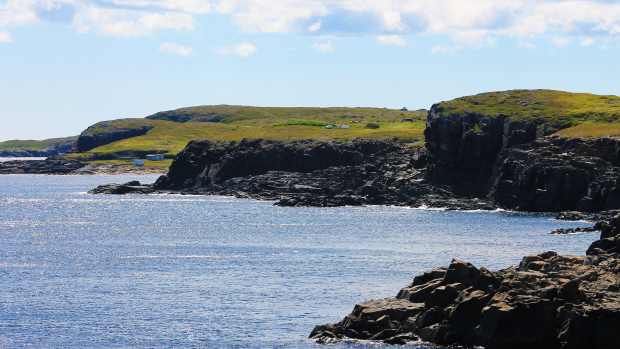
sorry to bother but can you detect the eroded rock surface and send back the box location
[492,137,620,212]
[310,216,620,349]
[0,159,85,174]
[88,181,155,194]
[93,138,493,209]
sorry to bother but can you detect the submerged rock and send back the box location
[310,215,620,349]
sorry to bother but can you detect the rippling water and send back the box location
[0,157,47,162]
[0,175,594,348]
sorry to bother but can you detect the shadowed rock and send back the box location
[310,215,620,348]
[92,138,494,209]
[0,159,84,174]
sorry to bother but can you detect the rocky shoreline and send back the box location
[89,104,620,214]
[0,158,85,174]
[85,103,620,348]
[309,214,620,348]
[89,138,498,210]
[0,158,164,175]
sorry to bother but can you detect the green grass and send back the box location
[147,105,423,124]
[0,136,77,151]
[435,90,620,125]
[75,106,427,158]
[554,122,620,138]
[274,119,328,127]
[90,159,173,170]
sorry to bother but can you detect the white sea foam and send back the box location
[120,255,237,260]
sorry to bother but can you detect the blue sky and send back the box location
[1,0,620,140]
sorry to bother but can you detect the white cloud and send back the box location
[107,0,212,14]
[73,6,194,37]
[580,36,595,47]
[217,42,257,57]
[0,31,12,43]
[160,42,193,56]
[217,0,328,33]
[375,35,406,47]
[431,45,460,55]
[2,0,620,51]
[551,36,571,47]
[312,39,333,53]
[0,0,40,27]
[308,20,321,33]
[517,40,536,49]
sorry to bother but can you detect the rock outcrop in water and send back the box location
[0,159,85,174]
[309,215,620,349]
[92,138,493,209]
[91,131,620,213]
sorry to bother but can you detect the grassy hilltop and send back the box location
[433,89,620,137]
[74,106,427,160]
[0,136,77,152]
[55,90,620,172]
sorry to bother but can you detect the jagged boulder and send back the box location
[88,181,155,194]
[311,215,620,348]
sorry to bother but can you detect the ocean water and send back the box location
[0,175,595,349]
[0,157,47,162]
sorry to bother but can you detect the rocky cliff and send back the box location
[93,138,492,209]
[492,137,620,212]
[150,138,480,208]
[425,104,620,212]
[424,104,549,196]
[310,214,620,348]
[76,121,154,152]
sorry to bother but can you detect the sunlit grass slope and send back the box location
[0,136,77,151]
[79,106,427,158]
[434,90,620,132]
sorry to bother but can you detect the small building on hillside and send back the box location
[132,159,145,167]
[146,154,165,161]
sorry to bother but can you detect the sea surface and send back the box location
[0,175,595,348]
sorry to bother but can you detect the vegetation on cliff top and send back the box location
[147,105,424,124]
[70,90,620,162]
[75,106,426,159]
[0,136,77,151]
[434,89,620,127]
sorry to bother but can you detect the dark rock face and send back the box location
[424,106,541,196]
[76,123,153,152]
[139,138,493,209]
[492,138,620,212]
[0,159,84,174]
[310,216,620,349]
[88,181,155,194]
[425,105,620,212]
